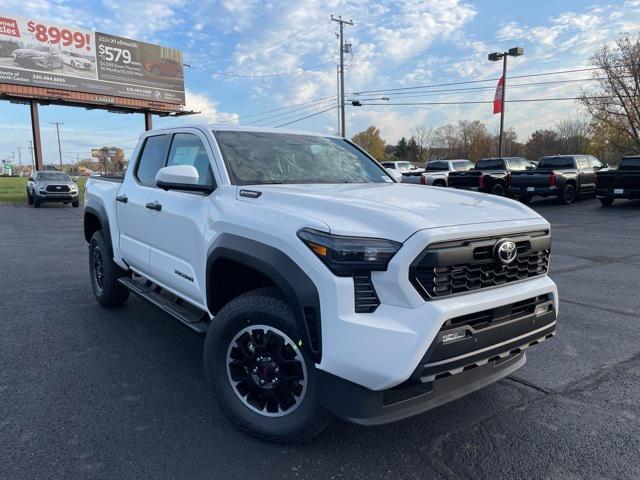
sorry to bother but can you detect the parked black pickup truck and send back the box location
[510,155,607,204]
[595,156,640,206]
[448,157,534,195]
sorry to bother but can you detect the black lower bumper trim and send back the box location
[319,351,526,426]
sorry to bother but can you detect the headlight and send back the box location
[297,228,401,276]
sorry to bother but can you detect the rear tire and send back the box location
[519,195,532,204]
[89,231,130,307]
[204,287,331,443]
[600,196,614,207]
[559,183,577,204]
[433,181,446,187]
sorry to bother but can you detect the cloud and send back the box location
[184,89,238,123]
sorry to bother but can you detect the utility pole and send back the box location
[50,122,64,170]
[27,140,35,171]
[16,146,22,167]
[331,15,353,138]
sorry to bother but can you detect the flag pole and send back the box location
[498,53,507,158]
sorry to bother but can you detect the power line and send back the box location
[216,95,337,124]
[183,61,335,79]
[349,65,633,95]
[258,102,339,127]
[274,106,337,128]
[247,98,338,126]
[355,96,617,107]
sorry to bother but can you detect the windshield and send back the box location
[620,157,640,170]
[538,157,576,169]
[214,131,393,185]
[37,172,70,182]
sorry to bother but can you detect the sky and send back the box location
[0,0,639,165]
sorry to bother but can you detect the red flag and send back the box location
[493,75,504,114]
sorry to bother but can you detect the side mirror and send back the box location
[156,165,213,193]
[387,168,403,183]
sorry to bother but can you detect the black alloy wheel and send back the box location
[226,325,307,417]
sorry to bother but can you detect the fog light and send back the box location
[535,304,549,317]
[442,331,467,344]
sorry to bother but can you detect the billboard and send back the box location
[0,14,185,105]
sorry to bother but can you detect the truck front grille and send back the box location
[45,184,70,192]
[410,231,550,300]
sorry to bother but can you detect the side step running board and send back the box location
[118,277,211,333]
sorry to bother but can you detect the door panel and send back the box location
[145,131,215,306]
[116,134,170,274]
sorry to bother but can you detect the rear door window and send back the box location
[577,157,590,169]
[425,161,447,171]
[135,135,169,187]
[538,157,576,169]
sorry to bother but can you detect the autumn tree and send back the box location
[579,34,640,154]
[525,130,559,159]
[351,126,386,160]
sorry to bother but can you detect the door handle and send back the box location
[146,201,162,211]
[116,194,128,203]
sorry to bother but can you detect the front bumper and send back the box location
[36,191,78,202]
[320,350,527,425]
[319,299,555,425]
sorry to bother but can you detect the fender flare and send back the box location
[84,202,113,251]
[206,234,322,362]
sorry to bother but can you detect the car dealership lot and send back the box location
[1,198,639,480]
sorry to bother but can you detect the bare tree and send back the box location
[410,126,434,164]
[556,116,590,153]
[579,34,640,153]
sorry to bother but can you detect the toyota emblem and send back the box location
[494,239,517,265]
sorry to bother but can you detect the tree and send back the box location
[525,130,559,159]
[411,126,434,164]
[351,126,386,160]
[396,137,409,160]
[579,34,640,154]
[407,137,418,163]
[556,116,591,154]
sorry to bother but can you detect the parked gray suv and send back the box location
[27,171,79,208]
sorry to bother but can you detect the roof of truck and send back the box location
[145,123,342,139]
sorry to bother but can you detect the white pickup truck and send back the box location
[84,124,558,442]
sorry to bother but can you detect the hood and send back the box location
[245,183,543,242]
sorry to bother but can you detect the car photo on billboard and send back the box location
[12,44,63,70]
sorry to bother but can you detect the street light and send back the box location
[488,47,523,157]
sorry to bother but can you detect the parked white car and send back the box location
[84,125,557,442]
[61,52,92,70]
[421,159,474,186]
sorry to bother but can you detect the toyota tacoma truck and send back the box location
[510,155,607,204]
[27,170,80,207]
[595,156,640,206]
[84,125,557,442]
[420,159,474,186]
[448,157,533,196]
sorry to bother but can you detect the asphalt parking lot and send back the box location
[1,196,639,480]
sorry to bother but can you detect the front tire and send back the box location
[519,195,532,204]
[72,200,80,208]
[204,288,331,442]
[491,182,506,196]
[89,231,129,307]
[27,190,33,205]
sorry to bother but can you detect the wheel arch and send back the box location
[84,203,112,249]
[206,234,322,363]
